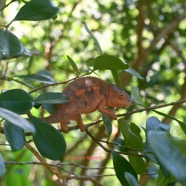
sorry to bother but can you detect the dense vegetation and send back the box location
[0,0,186,185]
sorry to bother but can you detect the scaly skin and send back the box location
[43,76,132,132]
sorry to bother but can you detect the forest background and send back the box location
[0,0,186,185]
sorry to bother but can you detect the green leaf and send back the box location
[145,116,170,163]
[129,123,142,139]
[146,116,170,140]
[118,118,144,150]
[35,92,69,104]
[67,55,79,75]
[0,30,25,59]
[93,54,129,70]
[0,108,35,133]
[125,68,144,79]
[4,121,25,152]
[148,131,186,184]
[152,109,186,135]
[0,89,34,114]
[131,86,144,106]
[14,0,59,21]
[102,113,112,136]
[128,154,146,174]
[17,70,56,84]
[29,116,66,160]
[112,151,138,186]
[35,92,69,114]
[0,153,6,178]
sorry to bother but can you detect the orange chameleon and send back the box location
[43,76,132,132]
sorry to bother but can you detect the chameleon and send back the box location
[43,76,132,132]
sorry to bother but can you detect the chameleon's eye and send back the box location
[118,92,125,100]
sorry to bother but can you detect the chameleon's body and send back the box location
[43,76,132,132]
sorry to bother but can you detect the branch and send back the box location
[28,72,91,93]
[85,128,147,158]
[25,143,66,182]
[1,98,186,136]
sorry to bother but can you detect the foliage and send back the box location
[0,0,186,185]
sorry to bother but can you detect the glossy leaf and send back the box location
[131,86,144,105]
[112,151,137,186]
[118,118,144,150]
[153,109,186,135]
[0,89,34,114]
[148,131,186,184]
[29,116,66,160]
[146,116,170,137]
[35,92,69,104]
[93,54,129,70]
[14,0,59,21]
[0,108,35,132]
[124,172,138,186]
[0,154,6,178]
[4,121,25,152]
[17,70,56,84]
[145,116,170,162]
[35,92,69,114]
[0,30,25,59]
[67,55,79,75]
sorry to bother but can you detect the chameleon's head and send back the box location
[106,84,132,107]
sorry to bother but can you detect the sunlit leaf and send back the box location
[0,89,34,114]
[0,108,35,133]
[67,55,79,75]
[93,54,129,70]
[112,151,137,186]
[14,0,59,21]
[131,86,144,106]
[128,153,146,174]
[125,68,144,79]
[118,118,144,150]
[4,121,25,152]
[0,30,25,59]
[29,116,66,160]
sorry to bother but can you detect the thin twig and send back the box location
[25,142,66,181]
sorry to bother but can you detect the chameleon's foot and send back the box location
[60,122,69,132]
[79,125,86,132]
